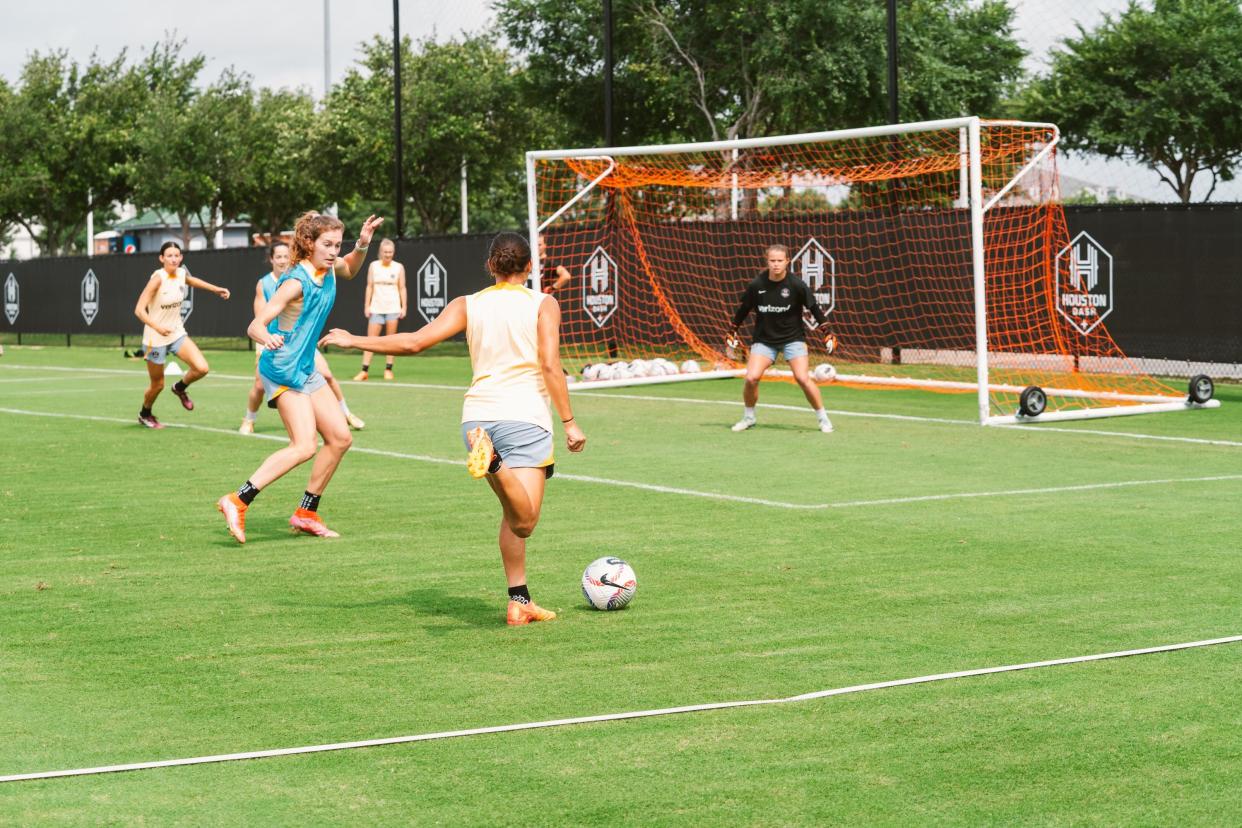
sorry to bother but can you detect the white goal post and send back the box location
[527,116,1221,424]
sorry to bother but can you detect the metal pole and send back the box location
[86,190,93,258]
[968,118,989,425]
[324,0,331,98]
[603,0,614,146]
[460,157,469,234]
[886,0,899,124]
[393,0,404,237]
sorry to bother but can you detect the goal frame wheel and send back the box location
[1188,375,1215,404]
[1018,385,1047,418]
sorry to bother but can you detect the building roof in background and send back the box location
[111,209,251,231]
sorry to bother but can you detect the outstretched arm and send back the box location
[335,215,384,279]
[730,283,756,332]
[186,274,230,300]
[319,295,467,355]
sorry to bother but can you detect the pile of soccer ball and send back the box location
[812,363,837,382]
[581,357,700,382]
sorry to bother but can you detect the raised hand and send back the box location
[318,328,356,350]
[357,215,385,247]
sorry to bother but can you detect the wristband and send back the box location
[354,242,369,253]
[562,416,575,423]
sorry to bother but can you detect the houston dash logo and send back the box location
[794,238,835,329]
[1056,231,1113,335]
[417,254,447,323]
[180,278,195,323]
[4,273,17,325]
[582,246,617,328]
[81,270,100,325]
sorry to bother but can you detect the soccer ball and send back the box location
[813,363,837,382]
[582,363,601,381]
[582,556,637,610]
[630,359,651,377]
[596,363,616,381]
[680,359,700,373]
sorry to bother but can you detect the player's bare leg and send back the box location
[484,462,555,625]
[241,371,263,434]
[734,352,773,431]
[139,360,166,428]
[790,355,833,433]
[383,317,398,379]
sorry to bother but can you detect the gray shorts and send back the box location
[369,312,401,325]
[144,335,186,365]
[461,420,555,477]
[751,340,809,363]
[262,371,328,409]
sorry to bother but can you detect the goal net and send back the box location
[527,117,1218,424]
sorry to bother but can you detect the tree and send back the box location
[128,40,255,247]
[322,34,537,236]
[497,0,1024,147]
[233,88,329,241]
[0,50,144,255]
[1025,0,1242,203]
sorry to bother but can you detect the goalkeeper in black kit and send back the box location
[728,244,836,433]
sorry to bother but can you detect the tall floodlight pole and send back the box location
[393,0,404,237]
[886,0,898,124]
[603,0,614,146]
[323,0,331,98]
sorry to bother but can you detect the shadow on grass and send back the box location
[327,586,499,631]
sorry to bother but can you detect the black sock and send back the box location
[488,454,503,475]
[140,407,153,418]
[300,491,321,512]
[237,480,260,505]
[508,584,531,604]
[173,380,187,395]
[360,363,369,372]
[385,362,394,371]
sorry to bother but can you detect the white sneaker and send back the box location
[731,417,756,432]
[819,419,834,433]
[239,419,255,435]
[345,412,366,430]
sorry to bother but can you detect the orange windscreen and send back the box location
[533,122,1178,416]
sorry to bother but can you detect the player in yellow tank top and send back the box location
[353,238,407,381]
[131,241,231,429]
[321,232,586,626]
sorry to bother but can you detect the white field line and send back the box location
[1,406,1239,510]
[2,633,1239,783]
[3,363,1237,448]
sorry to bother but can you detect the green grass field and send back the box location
[1,345,1240,824]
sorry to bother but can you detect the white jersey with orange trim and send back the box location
[369,260,402,314]
[461,282,552,432]
[143,267,189,347]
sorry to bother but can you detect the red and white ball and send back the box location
[582,557,637,610]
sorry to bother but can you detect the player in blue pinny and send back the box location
[217,211,383,544]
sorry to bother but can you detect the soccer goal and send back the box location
[526,117,1220,424]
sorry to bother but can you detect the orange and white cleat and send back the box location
[507,600,557,626]
[465,426,497,479]
[289,508,340,538]
[351,370,369,382]
[217,493,248,544]
[383,367,395,381]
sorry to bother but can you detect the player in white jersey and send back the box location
[240,241,365,433]
[352,238,406,381]
[132,241,231,429]
[321,232,586,625]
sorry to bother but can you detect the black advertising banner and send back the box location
[0,234,498,341]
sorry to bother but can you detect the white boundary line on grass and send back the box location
[3,407,1241,509]
[1,406,1240,510]
[2,633,1239,783]
[5,363,1240,448]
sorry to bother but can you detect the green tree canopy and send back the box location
[1025,0,1242,203]
[322,34,538,236]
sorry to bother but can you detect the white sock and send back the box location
[815,408,830,423]
[744,406,756,420]
[339,400,351,416]
[243,410,257,422]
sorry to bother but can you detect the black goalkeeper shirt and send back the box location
[732,272,827,346]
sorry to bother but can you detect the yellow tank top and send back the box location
[143,267,189,347]
[369,261,402,314]
[462,282,552,431]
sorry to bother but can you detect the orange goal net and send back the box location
[528,118,1216,424]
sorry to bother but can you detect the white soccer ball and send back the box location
[630,359,651,377]
[610,361,632,380]
[582,556,637,611]
[680,359,700,374]
[596,364,616,381]
[582,363,601,381]
[648,361,668,377]
[813,363,837,382]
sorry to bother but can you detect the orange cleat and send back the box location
[465,426,497,479]
[352,370,369,382]
[507,600,557,626]
[383,367,395,381]
[217,493,247,544]
[289,508,340,538]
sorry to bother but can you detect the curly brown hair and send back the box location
[290,211,345,265]
[486,232,531,278]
